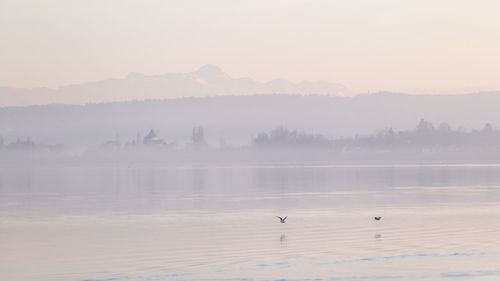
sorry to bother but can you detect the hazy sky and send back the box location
[1,0,500,93]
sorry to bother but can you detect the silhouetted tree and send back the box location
[192,126,207,146]
[253,126,331,148]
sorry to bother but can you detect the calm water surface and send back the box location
[1,163,500,281]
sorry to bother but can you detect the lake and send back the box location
[1,163,500,281]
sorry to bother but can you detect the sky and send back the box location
[1,0,500,93]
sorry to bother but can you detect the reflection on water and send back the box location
[1,163,500,281]
[280,233,287,245]
[3,164,500,214]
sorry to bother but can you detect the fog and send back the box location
[3,105,500,164]
[1,92,500,147]
[5,1,500,281]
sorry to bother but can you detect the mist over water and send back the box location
[4,1,500,280]
[2,163,500,281]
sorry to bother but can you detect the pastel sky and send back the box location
[1,0,499,93]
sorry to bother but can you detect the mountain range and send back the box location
[0,65,353,107]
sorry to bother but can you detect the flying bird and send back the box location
[374,217,382,221]
[276,216,287,223]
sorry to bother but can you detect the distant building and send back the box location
[143,129,167,145]
[125,129,172,149]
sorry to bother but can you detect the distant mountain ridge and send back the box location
[0,65,353,106]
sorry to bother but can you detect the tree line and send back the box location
[253,119,500,151]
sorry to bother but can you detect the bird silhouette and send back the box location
[276,216,288,223]
[374,217,382,221]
